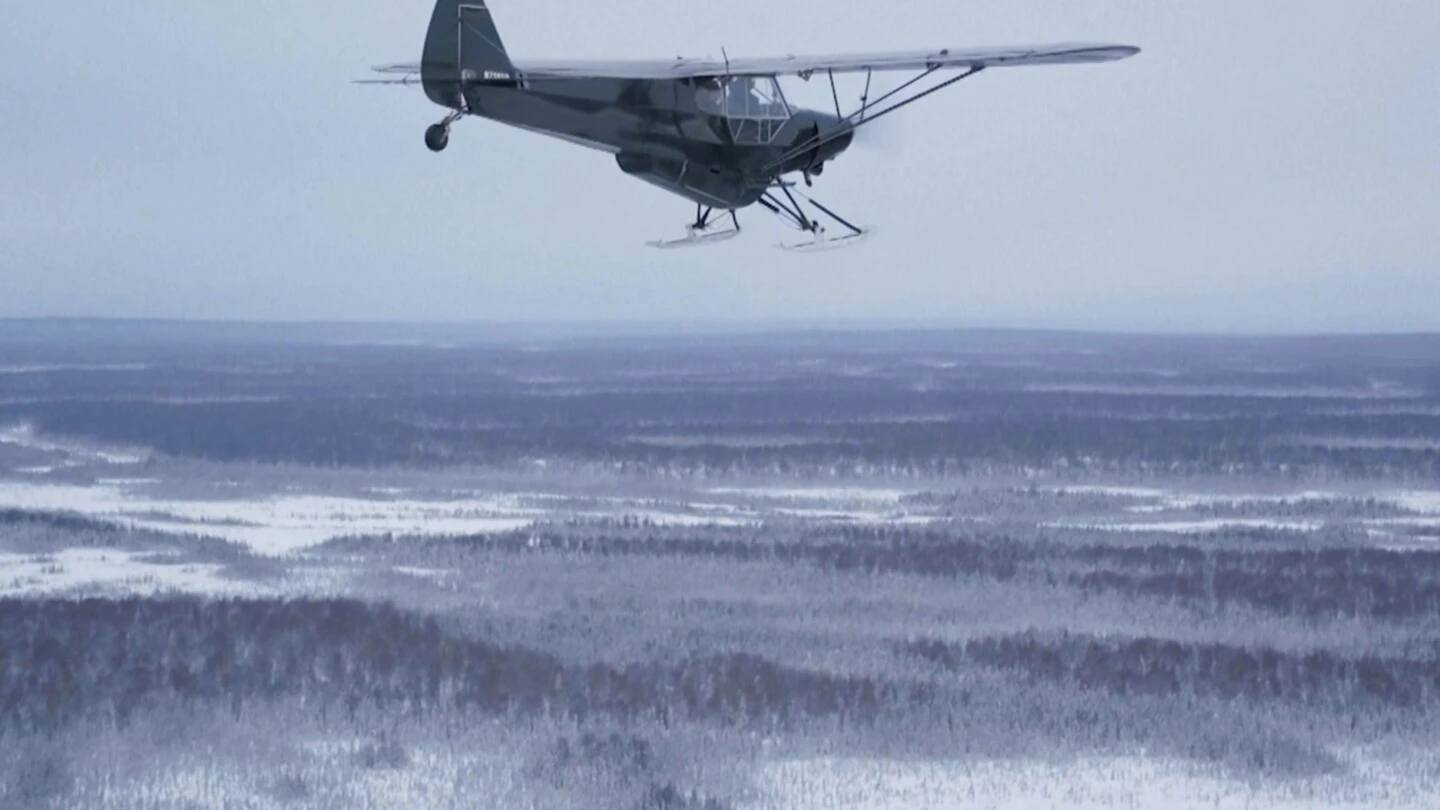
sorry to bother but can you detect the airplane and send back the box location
[362,1,1139,250]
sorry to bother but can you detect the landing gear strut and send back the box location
[425,110,464,153]
[758,182,871,252]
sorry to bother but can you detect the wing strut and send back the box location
[766,65,986,173]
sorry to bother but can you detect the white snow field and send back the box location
[0,548,273,598]
[0,480,540,555]
[1042,484,1440,539]
[1043,518,1327,534]
[0,455,946,558]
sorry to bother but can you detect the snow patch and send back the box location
[0,549,271,598]
[745,753,1437,810]
[363,486,411,496]
[607,510,757,528]
[0,481,538,555]
[391,566,455,580]
[1383,491,1440,515]
[1048,485,1169,499]
[1049,486,1351,511]
[1044,519,1324,534]
[1161,491,1347,509]
[772,507,942,526]
[707,487,913,504]
[0,422,151,466]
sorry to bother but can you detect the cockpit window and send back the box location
[695,76,792,143]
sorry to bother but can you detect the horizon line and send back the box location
[2,315,1439,341]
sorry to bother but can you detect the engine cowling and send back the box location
[787,119,856,178]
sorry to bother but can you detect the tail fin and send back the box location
[421,1,518,108]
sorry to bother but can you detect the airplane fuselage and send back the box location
[443,76,853,209]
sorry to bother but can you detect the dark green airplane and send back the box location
[363,1,1139,250]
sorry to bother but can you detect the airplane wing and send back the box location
[364,43,1137,84]
[512,43,1139,80]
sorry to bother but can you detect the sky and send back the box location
[2,0,1438,332]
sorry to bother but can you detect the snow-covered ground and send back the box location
[1386,491,1440,515]
[0,480,540,555]
[64,748,1440,810]
[1043,518,1326,534]
[88,747,531,810]
[1042,484,1440,538]
[708,486,915,504]
[1,424,946,555]
[6,471,1440,555]
[0,548,273,598]
[0,477,945,555]
[743,752,1440,810]
[7,416,1440,560]
[1048,485,1352,509]
[0,421,150,465]
[1049,485,1171,499]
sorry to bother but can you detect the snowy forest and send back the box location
[2,321,1439,809]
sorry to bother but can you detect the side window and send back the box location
[697,76,792,143]
[696,79,726,115]
[726,82,751,118]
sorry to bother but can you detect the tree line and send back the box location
[0,597,922,737]
[7,388,1440,477]
[332,522,1440,621]
[907,632,1440,708]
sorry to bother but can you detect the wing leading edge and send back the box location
[514,43,1138,80]
[367,43,1137,83]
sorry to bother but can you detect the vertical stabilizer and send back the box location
[421,1,517,108]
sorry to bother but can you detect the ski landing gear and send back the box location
[425,110,465,153]
[758,184,872,252]
[643,187,870,252]
[647,205,742,249]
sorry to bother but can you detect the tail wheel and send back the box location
[424,123,450,153]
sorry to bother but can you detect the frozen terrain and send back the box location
[746,752,1440,810]
[4,323,1440,809]
[0,548,269,598]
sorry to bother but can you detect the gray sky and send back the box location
[3,1,1437,332]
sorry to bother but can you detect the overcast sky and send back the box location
[2,1,1437,332]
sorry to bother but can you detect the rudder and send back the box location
[421,1,517,108]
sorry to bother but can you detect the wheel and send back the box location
[424,124,450,153]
